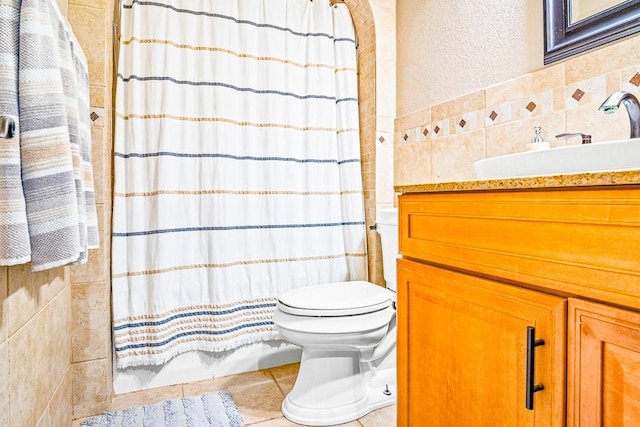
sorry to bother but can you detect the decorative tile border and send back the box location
[396,62,640,144]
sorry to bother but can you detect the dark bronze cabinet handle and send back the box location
[525,326,545,410]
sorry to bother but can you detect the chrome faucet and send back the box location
[598,91,640,139]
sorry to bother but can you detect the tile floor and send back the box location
[71,363,396,426]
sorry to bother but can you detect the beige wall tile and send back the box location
[376,134,394,205]
[371,3,395,63]
[0,267,6,343]
[10,311,49,427]
[566,34,640,84]
[91,125,106,204]
[376,116,394,133]
[0,342,8,426]
[432,91,485,123]
[55,0,68,16]
[44,266,67,302]
[73,358,109,419]
[7,264,47,335]
[431,129,485,182]
[67,5,107,87]
[69,0,107,9]
[486,64,565,107]
[50,369,73,427]
[35,407,50,427]
[90,85,107,109]
[70,204,107,284]
[47,287,72,396]
[394,140,432,186]
[485,112,566,159]
[395,108,430,132]
[71,282,109,362]
[566,103,630,143]
[376,60,396,118]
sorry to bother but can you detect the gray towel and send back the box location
[0,0,99,270]
[0,0,31,265]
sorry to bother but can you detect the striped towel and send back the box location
[0,0,30,265]
[0,0,98,270]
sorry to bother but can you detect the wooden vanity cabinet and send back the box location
[568,298,640,426]
[397,259,566,427]
[397,186,640,427]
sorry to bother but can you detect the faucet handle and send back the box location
[556,132,592,144]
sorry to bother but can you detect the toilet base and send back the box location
[281,352,397,426]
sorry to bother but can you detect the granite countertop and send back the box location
[395,170,640,194]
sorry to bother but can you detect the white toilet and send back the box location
[272,208,399,426]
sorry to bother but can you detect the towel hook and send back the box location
[0,116,16,139]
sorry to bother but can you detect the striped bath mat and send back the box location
[81,391,243,426]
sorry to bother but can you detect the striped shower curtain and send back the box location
[112,0,366,368]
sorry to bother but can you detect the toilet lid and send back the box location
[277,281,392,317]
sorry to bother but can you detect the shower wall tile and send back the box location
[70,204,107,284]
[67,5,107,87]
[50,369,73,427]
[89,84,107,109]
[72,358,109,419]
[47,287,72,396]
[376,60,396,118]
[69,0,107,9]
[0,267,6,343]
[72,282,110,362]
[44,266,67,302]
[35,407,50,427]
[7,265,48,335]
[91,125,106,204]
[55,0,67,16]
[0,342,8,426]
[10,309,49,427]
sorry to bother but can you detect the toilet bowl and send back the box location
[272,208,399,426]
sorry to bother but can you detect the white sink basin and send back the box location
[473,138,640,179]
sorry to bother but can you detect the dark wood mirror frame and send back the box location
[544,0,640,64]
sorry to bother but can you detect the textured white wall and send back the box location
[397,0,544,116]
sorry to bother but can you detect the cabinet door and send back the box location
[397,259,566,427]
[568,298,640,426]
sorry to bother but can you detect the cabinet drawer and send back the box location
[398,187,640,310]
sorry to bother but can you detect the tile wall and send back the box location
[394,34,640,186]
[65,0,115,420]
[0,265,72,427]
[343,0,394,285]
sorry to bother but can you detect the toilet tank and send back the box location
[376,208,399,292]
